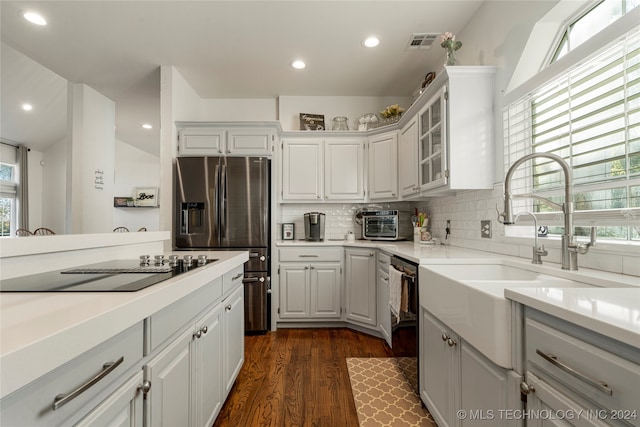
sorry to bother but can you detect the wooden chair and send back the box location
[137,227,147,232]
[33,227,55,235]
[113,226,130,232]
[15,228,33,237]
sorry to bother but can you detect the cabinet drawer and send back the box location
[223,264,244,295]
[279,247,342,262]
[526,318,640,425]
[377,251,391,273]
[0,323,143,426]
[149,277,222,351]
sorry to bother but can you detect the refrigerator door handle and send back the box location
[220,164,227,239]
[181,207,188,234]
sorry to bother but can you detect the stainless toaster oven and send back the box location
[362,210,412,240]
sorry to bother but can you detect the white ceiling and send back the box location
[0,1,484,156]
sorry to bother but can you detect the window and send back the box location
[551,0,640,62]
[504,28,640,242]
[0,162,17,236]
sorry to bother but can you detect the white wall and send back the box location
[26,149,43,229]
[42,138,67,233]
[68,83,115,234]
[201,98,277,121]
[113,140,160,232]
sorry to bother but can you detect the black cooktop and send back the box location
[0,258,215,292]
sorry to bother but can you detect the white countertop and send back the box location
[278,239,640,349]
[0,250,248,399]
[505,287,640,349]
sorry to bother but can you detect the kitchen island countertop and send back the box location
[0,250,248,399]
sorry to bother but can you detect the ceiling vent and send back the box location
[405,33,440,51]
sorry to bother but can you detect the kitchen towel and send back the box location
[389,267,403,320]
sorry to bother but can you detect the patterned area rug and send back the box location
[346,357,437,427]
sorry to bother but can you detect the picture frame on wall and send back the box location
[299,113,325,131]
[113,197,129,207]
[134,187,158,207]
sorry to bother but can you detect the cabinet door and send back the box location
[145,328,194,427]
[368,132,398,200]
[345,249,377,327]
[325,138,365,201]
[227,128,273,156]
[196,304,224,427]
[420,308,458,427]
[419,87,448,191]
[76,371,144,427]
[376,267,391,347]
[279,263,311,319]
[310,262,342,319]
[525,372,609,427]
[223,285,245,396]
[398,117,420,197]
[178,128,225,156]
[460,342,519,427]
[281,139,323,201]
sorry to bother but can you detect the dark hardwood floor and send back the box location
[213,327,415,427]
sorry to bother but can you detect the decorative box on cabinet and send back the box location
[417,66,495,195]
[280,136,365,202]
[368,131,398,201]
[177,122,276,156]
[345,248,377,328]
[278,247,342,320]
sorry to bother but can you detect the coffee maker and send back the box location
[304,212,326,241]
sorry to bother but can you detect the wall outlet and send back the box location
[481,220,492,238]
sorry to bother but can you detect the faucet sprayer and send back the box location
[498,152,595,270]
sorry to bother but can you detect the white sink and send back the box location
[419,262,591,368]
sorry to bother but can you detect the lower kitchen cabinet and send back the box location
[345,248,377,328]
[420,308,521,427]
[76,371,145,427]
[376,251,392,347]
[279,262,342,320]
[145,284,244,427]
[523,309,640,427]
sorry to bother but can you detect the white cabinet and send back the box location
[281,136,365,202]
[278,247,342,320]
[420,308,521,427]
[145,275,244,427]
[376,251,392,347]
[398,116,420,198]
[368,131,398,200]
[523,310,640,427]
[417,66,495,194]
[177,123,276,156]
[76,371,145,427]
[345,248,377,328]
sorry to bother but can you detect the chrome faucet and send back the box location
[513,212,548,264]
[498,152,595,270]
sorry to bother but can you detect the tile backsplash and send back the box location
[277,201,411,241]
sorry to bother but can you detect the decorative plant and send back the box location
[380,104,405,119]
[441,32,462,66]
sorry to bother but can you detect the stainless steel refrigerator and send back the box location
[175,156,270,334]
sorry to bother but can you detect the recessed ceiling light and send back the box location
[363,37,380,48]
[290,60,306,70]
[142,123,152,130]
[22,103,33,111]
[23,11,47,26]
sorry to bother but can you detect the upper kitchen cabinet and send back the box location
[398,116,419,199]
[280,135,365,202]
[418,66,495,194]
[176,122,278,157]
[368,130,398,201]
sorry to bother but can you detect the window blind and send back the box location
[504,28,640,237]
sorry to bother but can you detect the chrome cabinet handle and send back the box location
[137,380,151,395]
[536,349,613,395]
[232,273,243,281]
[298,255,319,258]
[225,304,232,311]
[447,338,457,347]
[310,265,315,269]
[53,356,124,410]
[201,326,208,335]
[441,333,449,341]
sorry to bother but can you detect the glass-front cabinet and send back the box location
[419,87,447,191]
